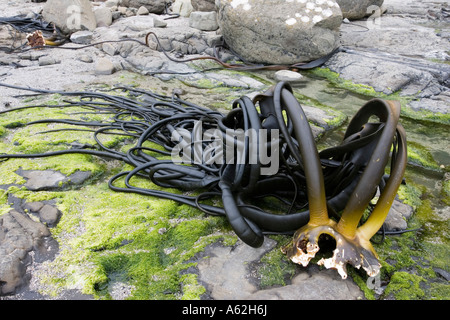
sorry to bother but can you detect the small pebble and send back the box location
[274,70,303,82]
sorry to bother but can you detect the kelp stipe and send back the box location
[281,98,407,279]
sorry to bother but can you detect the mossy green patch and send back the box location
[10,179,233,299]
[308,67,382,97]
[407,141,442,171]
[350,177,450,300]
[384,272,426,300]
[256,236,297,289]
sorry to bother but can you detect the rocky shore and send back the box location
[0,0,449,300]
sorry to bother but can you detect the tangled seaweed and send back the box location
[0,82,407,278]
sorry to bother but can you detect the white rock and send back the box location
[137,6,149,15]
[274,70,304,82]
[172,0,194,17]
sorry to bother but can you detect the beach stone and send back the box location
[42,0,97,34]
[189,11,219,31]
[95,7,113,27]
[78,54,94,63]
[274,70,304,82]
[336,0,384,20]
[102,42,118,56]
[70,30,93,44]
[192,0,216,12]
[95,57,116,75]
[216,0,342,65]
[153,16,168,27]
[22,202,45,213]
[38,205,62,227]
[38,56,61,66]
[137,6,150,15]
[121,0,167,14]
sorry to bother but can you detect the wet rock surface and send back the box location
[336,0,385,20]
[196,239,364,300]
[324,0,450,114]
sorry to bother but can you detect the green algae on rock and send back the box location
[308,67,450,125]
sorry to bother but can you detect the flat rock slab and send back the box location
[197,239,364,300]
[246,268,364,300]
[15,169,92,191]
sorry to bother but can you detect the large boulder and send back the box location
[216,0,342,65]
[121,0,168,14]
[336,0,384,20]
[42,0,97,34]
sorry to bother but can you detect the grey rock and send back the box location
[68,171,93,185]
[145,20,222,55]
[38,56,61,66]
[125,7,137,17]
[246,268,363,300]
[324,51,447,96]
[197,239,364,300]
[22,202,45,213]
[112,11,122,20]
[336,0,384,20]
[189,11,219,31]
[78,54,94,63]
[216,0,342,64]
[102,42,118,56]
[114,15,154,31]
[197,239,277,299]
[121,0,167,14]
[15,169,93,191]
[38,204,61,227]
[409,95,450,114]
[153,16,168,28]
[0,210,50,295]
[95,7,113,27]
[384,199,414,231]
[192,0,216,12]
[70,30,93,44]
[18,170,66,191]
[95,57,116,75]
[42,0,97,34]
